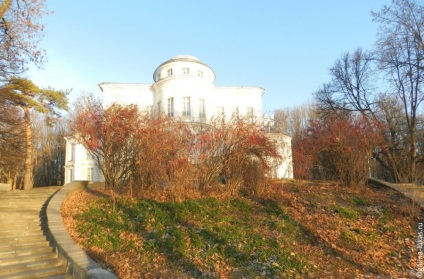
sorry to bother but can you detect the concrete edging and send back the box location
[46,181,118,279]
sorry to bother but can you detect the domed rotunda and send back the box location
[99,55,264,123]
[64,55,293,184]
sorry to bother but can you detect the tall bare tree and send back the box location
[373,0,424,182]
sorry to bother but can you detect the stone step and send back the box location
[0,258,63,276]
[0,265,67,279]
[0,245,54,260]
[0,234,47,244]
[0,251,57,266]
[0,187,69,278]
[0,218,41,225]
[0,227,43,236]
[0,240,50,252]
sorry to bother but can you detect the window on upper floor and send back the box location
[157,73,161,80]
[199,98,206,118]
[167,68,173,76]
[157,101,162,115]
[183,67,190,75]
[183,97,191,117]
[198,70,203,77]
[168,97,174,117]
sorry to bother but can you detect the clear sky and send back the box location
[28,0,390,113]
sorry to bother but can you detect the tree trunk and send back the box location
[410,131,417,183]
[0,0,12,19]
[23,107,33,190]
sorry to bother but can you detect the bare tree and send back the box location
[373,0,424,182]
[314,48,378,120]
[274,103,317,138]
[0,101,24,189]
[33,114,68,186]
[0,0,48,78]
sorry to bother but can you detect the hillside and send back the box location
[62,181,421,278]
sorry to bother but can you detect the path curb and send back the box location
[46,181,118,279]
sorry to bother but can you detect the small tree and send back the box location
[130,115,192,195]
[193,119,281,195]
[72,99,142,206]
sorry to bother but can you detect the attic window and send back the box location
[198,70,203,77]
[183,67,190,75]
[167,68,173,76]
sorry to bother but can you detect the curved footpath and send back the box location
[0,182,117,279]
[0,186,70,278]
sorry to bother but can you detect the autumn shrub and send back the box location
[72,99,282,201]
[293,114,383,186]
[72,99,143,208]
[190,119,281,196]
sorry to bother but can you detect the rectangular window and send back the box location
[246,107,254,122]
[183,97,191,116]
[198,70,203,77]
[232,107,239,119]
[69,144,75,162]
[157,101,162,115]
[217,107,225,122]
[199,98,206,118]
[86,150,93,160]
[167,68,173,76]
[146,105,153,117]
[68,169,74,183]
[183,67,190,75]
[87,167,94,182]
[167,97,174,117]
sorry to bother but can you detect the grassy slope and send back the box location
[62,181,421,278]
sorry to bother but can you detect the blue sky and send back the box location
[28,1,389,113]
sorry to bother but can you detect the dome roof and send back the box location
[153,55,215,83]
[172,55,199,61]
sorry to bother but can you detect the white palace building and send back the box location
[64,55,293,184]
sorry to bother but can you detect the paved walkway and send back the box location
[368,177,424,209]
[0,187,71,279]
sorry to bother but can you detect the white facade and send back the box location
[64,136,103,184]
[64,55,293,184]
